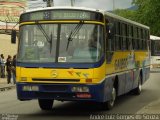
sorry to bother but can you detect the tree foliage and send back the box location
[133,0,160,36]
[114,9,136,21]
[114,0,160,36]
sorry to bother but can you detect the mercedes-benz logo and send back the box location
[50,70,58,78]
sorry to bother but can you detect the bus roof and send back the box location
[104,11,149,29]
[24,6,104,14]
[23,6,149,29]
[150,35,160,40]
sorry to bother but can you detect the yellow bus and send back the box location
[11,7,150,110]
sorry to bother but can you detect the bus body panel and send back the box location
[16,50,150,102]
[16,61,106,84]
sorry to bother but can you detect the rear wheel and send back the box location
[101,87,116,110]
[133,75,142,95]
[38,99,54,110]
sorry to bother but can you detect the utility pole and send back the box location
[113,0,115,12]
[43,0,54,7]
[71,0,75,6]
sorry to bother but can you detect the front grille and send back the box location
[35,92,75,99]
[43,85,68,91]
[32,78,80,82]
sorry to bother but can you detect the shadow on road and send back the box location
[21,88,158,118]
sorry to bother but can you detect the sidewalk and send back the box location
[0,77,15,92]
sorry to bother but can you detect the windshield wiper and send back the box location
[35,21,52,52]
[36,21,51,43]
[66,20,84,50]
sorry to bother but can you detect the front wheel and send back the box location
[133,75,142,95]
[100,87,116,110]
[38,99,54,110]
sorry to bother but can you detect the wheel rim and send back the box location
[110,87,116,106]
[139,80,142,92]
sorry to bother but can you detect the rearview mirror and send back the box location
[11,30,16,44]
[106,23,114,39]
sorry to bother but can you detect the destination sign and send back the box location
[52,11,90,19]
[20,9,103,22]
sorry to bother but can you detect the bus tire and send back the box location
[133,75,142,95]
[38,99,54,110]
[101,87,116,110]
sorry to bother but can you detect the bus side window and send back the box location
[106,19,115,63]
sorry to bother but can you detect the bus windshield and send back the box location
[151,40,160,56]
[18,23,104,63]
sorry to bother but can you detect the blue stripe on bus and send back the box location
[16,56,105,68]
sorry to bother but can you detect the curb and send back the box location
[0,85,16,92]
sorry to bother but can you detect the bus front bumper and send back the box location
[16,82,112,102]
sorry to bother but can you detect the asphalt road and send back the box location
[0,72,160,120]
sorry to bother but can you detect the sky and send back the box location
[28,0,133,11]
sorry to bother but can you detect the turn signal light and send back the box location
[85,79,92,83]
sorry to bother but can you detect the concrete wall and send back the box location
[0,34,18,60]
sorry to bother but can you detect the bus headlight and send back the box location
[22,86,39,91]
[71,86,89,92]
